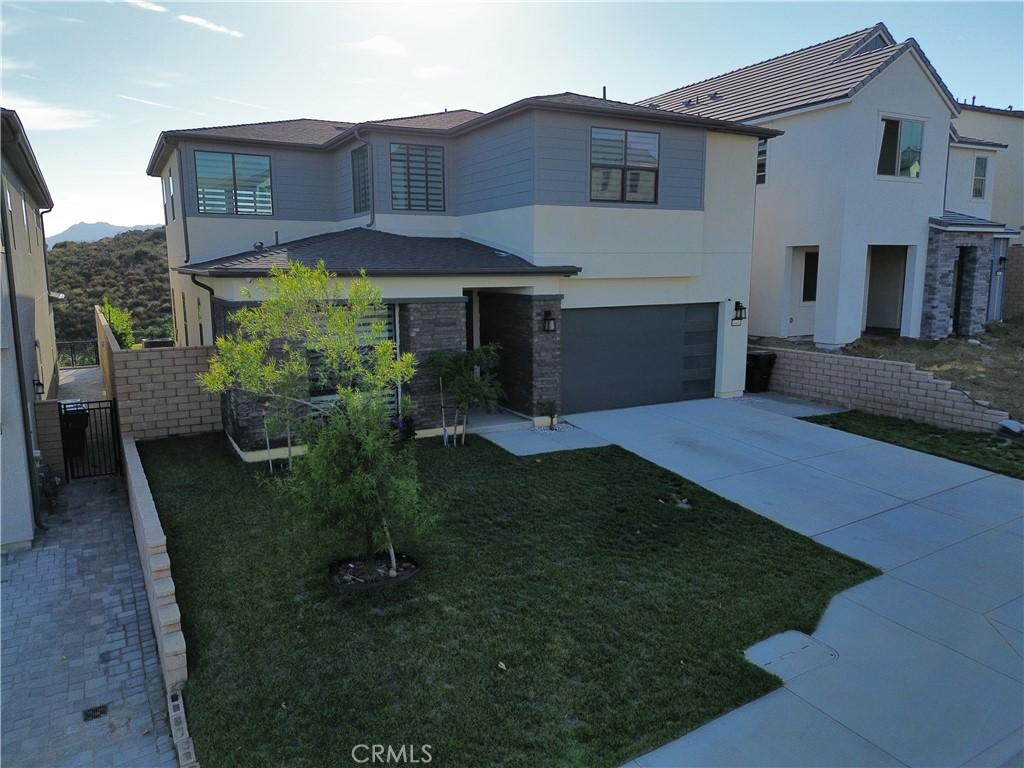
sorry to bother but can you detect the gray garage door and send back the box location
[561,303,718,414]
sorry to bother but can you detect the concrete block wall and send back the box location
[97,305,222,440]
[756,346,1010,432]
[1004,244,1024,319]
[33,399,65,482]
[121,437,187,691]
[112,347,223,440]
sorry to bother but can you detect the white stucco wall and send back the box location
[955,108,1024,243]
[946,145,999,222]
[749,49,954,345]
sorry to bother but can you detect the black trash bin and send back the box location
[61,404,90,458]
[745,350,777,393]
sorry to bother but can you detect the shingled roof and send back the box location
[176,228,582,278]
[637,23,958,123]
[148,91,779,175]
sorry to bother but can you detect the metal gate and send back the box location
[60,400,122,479]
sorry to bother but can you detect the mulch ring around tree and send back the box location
[328,553,420,591]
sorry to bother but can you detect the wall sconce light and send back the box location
[32,378,44,397]
[732,301,748,326]
[542,310,557,333]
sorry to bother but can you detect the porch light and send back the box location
[732,301,748,326]
[32,378,44,397]
[542,310,557,333]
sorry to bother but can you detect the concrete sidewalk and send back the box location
[562,396,1022,768]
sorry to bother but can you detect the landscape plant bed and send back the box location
[139,433,876,768]
[804,410,1024,480]
[329,553,419,591]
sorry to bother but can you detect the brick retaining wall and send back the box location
[96,307,222,440]
[757,346,1010,432]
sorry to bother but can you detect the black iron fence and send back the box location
[60,400,122,479]
[57,339,99,368]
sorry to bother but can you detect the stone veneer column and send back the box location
[477,293,561,416]
[921,229,994,339]
[399,300,467,430]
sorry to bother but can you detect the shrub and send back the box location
[102,297,135,348]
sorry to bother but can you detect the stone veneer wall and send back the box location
[757,345,1010,432]
[33,399,65,483]
[478,293,561,415]
[399,300,467,430]
[96,307,222,440]
[921,230,993,339]
[1004,244,1024,319]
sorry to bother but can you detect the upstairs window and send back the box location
[590,127,659,203]
[972,156,988,199]
[196,151,273,215]
[756,138,767,184]
[390,143,444,212]
[168,167,176,220]
[352,145,370,214]
[877,118,923,178]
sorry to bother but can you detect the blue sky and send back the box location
[2,1,1021,234]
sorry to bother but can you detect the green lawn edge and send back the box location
[803,410,1023,480]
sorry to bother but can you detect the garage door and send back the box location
[561,304,718,413]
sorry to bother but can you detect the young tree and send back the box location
[199,262,424,575]
[431,344,503,445]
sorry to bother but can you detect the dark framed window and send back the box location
[590,127,659,203]
[877,118,923,178]
[168,167,176,221]
[802,251,819,302]
[196,151,273,215]
[389,143,444,211]
[352,145,370,213]
[756,138,767,184]
[972,156,988,199]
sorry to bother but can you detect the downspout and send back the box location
[190,274,215,345]
[1,179,45,531]
[352,127,375,229]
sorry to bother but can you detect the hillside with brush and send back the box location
[48,227,172,342]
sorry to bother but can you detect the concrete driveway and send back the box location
[564,396,1024,768]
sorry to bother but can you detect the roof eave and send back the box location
[1,109,55,208]
[177,264,583,278]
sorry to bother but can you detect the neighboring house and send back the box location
[1,108,58,551]
[146,92,777,455]
[639,23,1017,346]
[954,103,1024,319]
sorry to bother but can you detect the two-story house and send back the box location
[2,107,59,550]
[146,93,778,454]
[639,23,1016,346]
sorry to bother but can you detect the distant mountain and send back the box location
[46,221,162,247]
[48,227,172,342]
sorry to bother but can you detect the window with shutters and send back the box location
[389,143,445,212]
[352,145,370,213]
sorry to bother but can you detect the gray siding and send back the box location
[179,140,338,221]
[453,112,535,216]
[533,112,705,210]
[335,144,355,217]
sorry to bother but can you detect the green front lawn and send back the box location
[139,434,876,767]
[804,411,1024,480]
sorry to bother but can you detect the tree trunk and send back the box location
[382,519,398,578]
[286,422,293,471]
[263,416,273,473]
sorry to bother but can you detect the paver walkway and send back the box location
[1,477,177,768]
[58,366,106,401]
[556,395,1023,768]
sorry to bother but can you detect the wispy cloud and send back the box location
[177,14,244,38]
[4,93,102,130]
[123,0,168,13]
[116,94,206,116]
[212,96,286,114]
[414,65,457,80]
[134,78,174,89]
[58,17,87,24]
[2,55,33,72]
[343,35,408,57]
